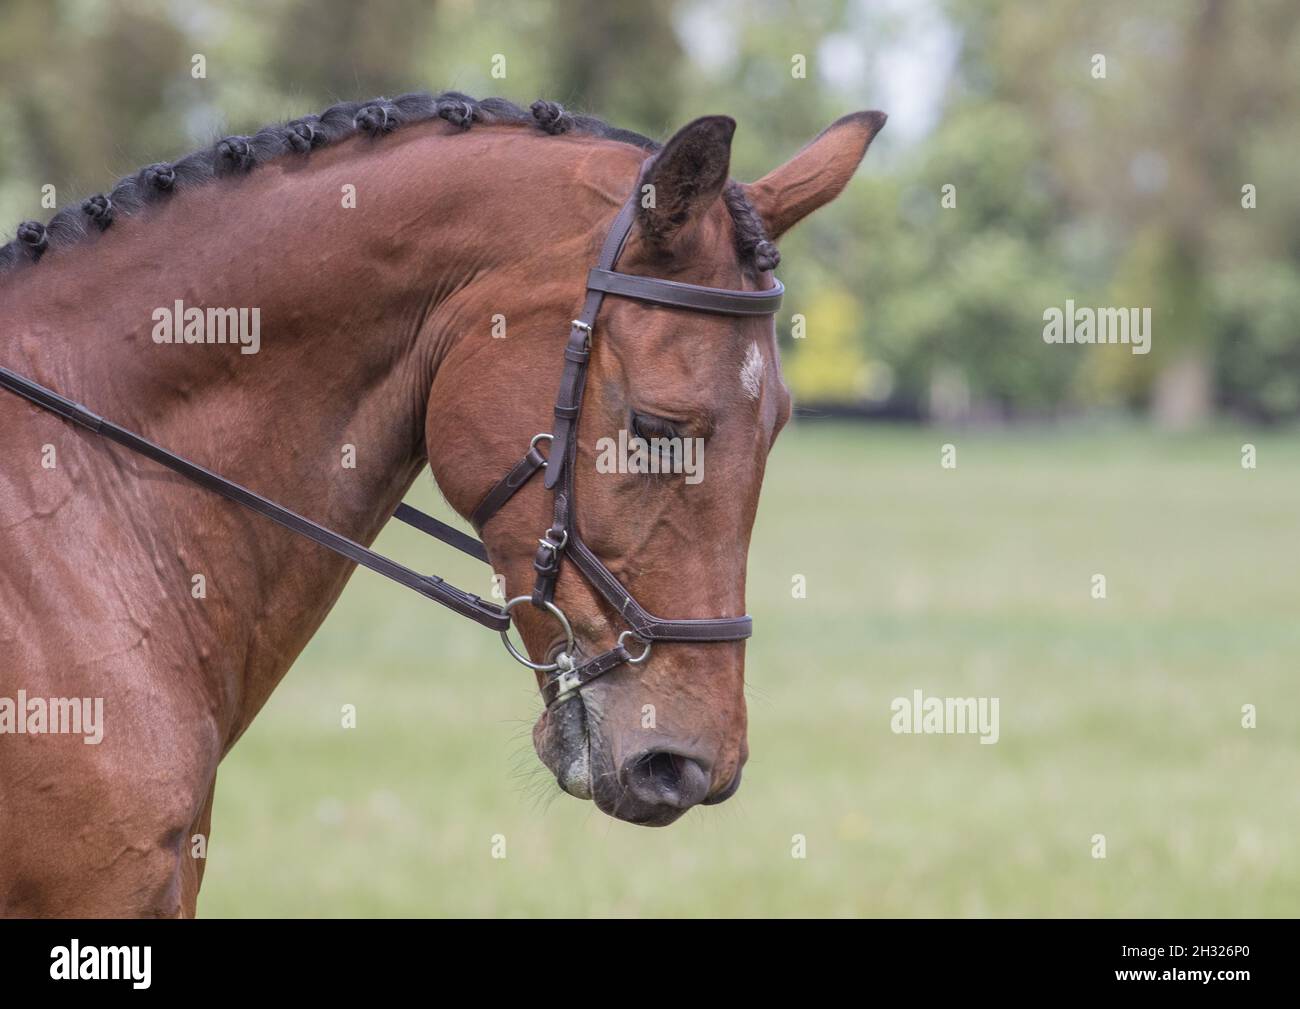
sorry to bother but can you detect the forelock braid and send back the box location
[723,183,780,272]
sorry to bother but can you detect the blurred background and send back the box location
[1,0,1296,916]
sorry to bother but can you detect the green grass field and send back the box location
[201,423,1300,917]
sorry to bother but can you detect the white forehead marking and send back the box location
[740,341,764,401]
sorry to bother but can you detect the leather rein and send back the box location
[0,165,783,708]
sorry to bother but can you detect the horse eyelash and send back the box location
[629,412,695,478]
[630,411,681,442]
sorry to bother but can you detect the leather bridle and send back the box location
[470,171,782,705]
[0,162,783,709]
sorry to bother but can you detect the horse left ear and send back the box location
[639,115,736,248]
[744,110,887,241]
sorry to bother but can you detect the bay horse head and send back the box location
[422,108,886,825]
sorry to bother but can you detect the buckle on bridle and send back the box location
[570,319,592,352]
[553,653,581,697]
[533,527,569,566]
[536,527,568,554]
[532,527,567,581]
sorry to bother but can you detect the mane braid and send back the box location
[0,90,774,277]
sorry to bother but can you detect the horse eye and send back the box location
[630,411,679,442]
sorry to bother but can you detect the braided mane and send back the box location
[0,92,778,278]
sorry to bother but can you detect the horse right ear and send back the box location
[744,111,886,241]
[638,116,736,249]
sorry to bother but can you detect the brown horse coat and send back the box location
[0,95,883,915]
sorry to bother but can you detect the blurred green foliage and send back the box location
[1,0,1297,423]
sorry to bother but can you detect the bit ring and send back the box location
[500,596,575,672]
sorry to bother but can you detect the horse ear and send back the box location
[744,111,887,241]
[638,116,736,248]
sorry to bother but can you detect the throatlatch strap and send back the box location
[469,444,547,529]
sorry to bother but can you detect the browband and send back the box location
[586,268,784,316]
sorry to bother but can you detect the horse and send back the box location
[0,92,884,916]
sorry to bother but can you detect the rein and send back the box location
[0,163,783,707]
[0,365,510,631]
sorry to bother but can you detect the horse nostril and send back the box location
[621,750,712,810]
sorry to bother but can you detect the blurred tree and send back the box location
[0,0,191,193]
[547,0,684,134]
[265,0,439,102]
[941,0,1300,424]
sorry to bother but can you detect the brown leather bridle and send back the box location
[0,164,783,709]
[470,170,783,705]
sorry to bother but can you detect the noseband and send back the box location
[0,162,783,708]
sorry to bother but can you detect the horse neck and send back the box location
[0,124,637,741]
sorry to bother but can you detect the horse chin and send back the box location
[533,694,593,800]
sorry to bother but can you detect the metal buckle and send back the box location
[537,527,568,553]
[553,654,581,697]
[571,319,592,333]
[500,596,575,672]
